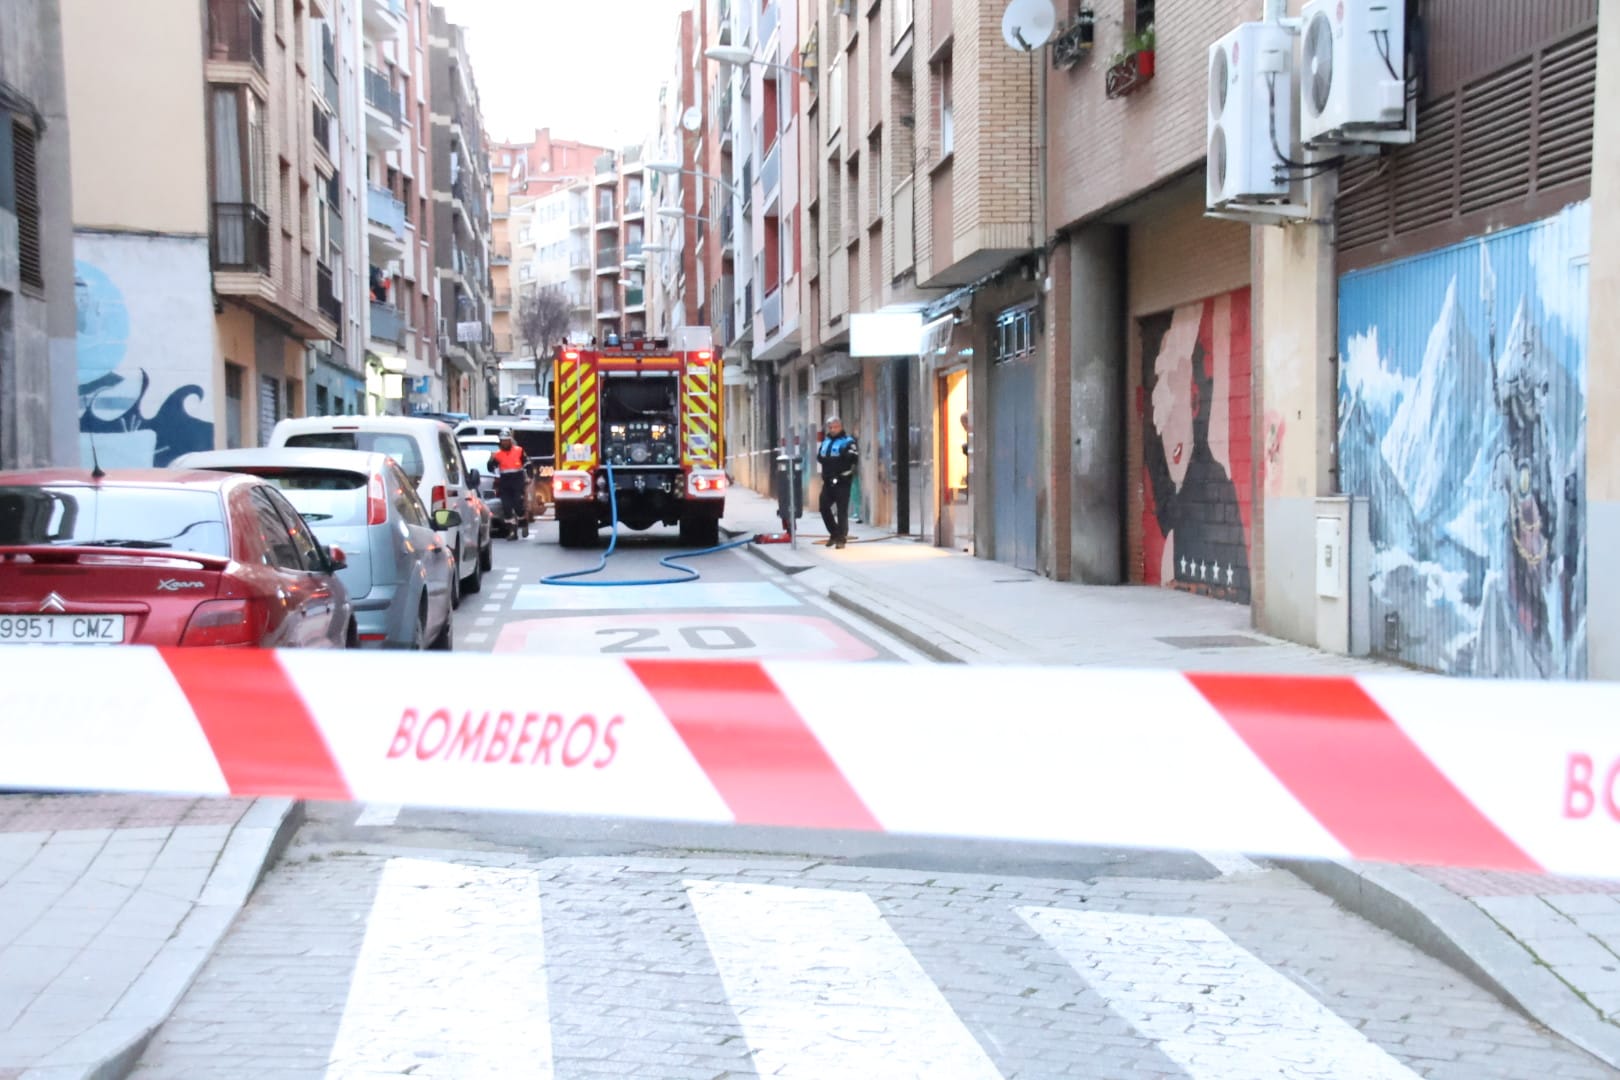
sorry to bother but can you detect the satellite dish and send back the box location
[682,106,703,133]
[1001,0,1056,52]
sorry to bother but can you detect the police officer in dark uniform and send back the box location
[816,417,859,549]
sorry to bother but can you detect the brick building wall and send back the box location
[1046,0,1250,233]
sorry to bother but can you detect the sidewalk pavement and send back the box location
[0,794,299,1080]
[721,483,1620,1070]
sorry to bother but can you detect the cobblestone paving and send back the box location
[130,839,1619,1079]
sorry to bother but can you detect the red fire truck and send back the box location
[550,328,727,549]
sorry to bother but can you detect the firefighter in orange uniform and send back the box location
[487,429,529,540]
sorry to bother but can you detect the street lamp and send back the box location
[705,44,812,79]
[645,160,740,199]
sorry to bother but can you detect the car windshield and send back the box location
[283,432,427,481]
[244,469,368,527]
[0,485,230,557]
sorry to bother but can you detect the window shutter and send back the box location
[13,119,42,292]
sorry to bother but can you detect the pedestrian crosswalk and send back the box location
[131,852,1616,1080]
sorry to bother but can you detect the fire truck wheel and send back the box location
[558,513,597,549]
[679,511,720,550]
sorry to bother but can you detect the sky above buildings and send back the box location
[438,0,690,149]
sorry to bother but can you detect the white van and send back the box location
[270,416,493,600]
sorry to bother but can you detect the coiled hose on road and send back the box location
[540,460,750,587]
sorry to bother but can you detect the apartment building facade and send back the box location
[489,131,608,404]
[62,0,337,458]
[359,0,438,416]
[0,0,77,470]
[428,6,493,414]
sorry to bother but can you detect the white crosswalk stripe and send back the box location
[1020,907,1420,1080]
[135,853,1598,1079]
[685,879,1005,1080]
[325,858,553,1079]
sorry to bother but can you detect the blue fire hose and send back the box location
[541,460,749,586]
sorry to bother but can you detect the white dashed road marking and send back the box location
[352,803,402,828]
[686,880,1004,1080]
[1019,907,1419,1080]
[1197,851,1265,876]
[326,858,554,1078]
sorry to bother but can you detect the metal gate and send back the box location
[990,350,1037,571]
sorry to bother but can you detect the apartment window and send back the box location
[520,265,533,280]
[807,206,820,269]
[279,160,292,235]
[225,363,246,448]
[829,55,845,139]
[209,87,270,270]
[5,119,42,292]
[996,303,1039,362]
[764,215,781,293]
[258,375,282,446]
[763,77,780,152]
[937,60,955,158]
[292,0,304,60]
[299,179,312,245]
[826,151,842,246]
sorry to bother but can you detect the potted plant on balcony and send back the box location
[1105,22,1156,98]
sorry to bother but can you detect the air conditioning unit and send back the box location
[1207,22,1294,210]
[1299,0,1413,147]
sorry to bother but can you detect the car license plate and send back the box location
[0,614,126,645]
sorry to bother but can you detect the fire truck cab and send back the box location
[550,327,728,549]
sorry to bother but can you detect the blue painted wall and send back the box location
[1338,202,1589,678]
[74,233,215,467]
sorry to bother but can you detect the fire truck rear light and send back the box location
[554,473,592,497]
[564,350,580,361]
[697,350,713,361]
[688,473,727,496]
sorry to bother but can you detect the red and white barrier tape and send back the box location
[3,646,1616,878]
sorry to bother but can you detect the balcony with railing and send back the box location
[207,0,264,70]
[624,286,645,311]
[364,66,402,125]
[623,240,644,261]
[362,0,405,38]
[317,261,341,329]
[741,159,753,211]
[493,288,513,310]
[494,331,514,353]
[366,185,406,239]
[211,203,270,273]
[759,0,779,46]
[369,301,405,345]
[569,206,591,230]
[569,247,592,271]
[761,143,781,201]
[595,245,620,272]
[763,287,782,332]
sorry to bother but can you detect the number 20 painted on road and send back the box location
[596,626,755,653]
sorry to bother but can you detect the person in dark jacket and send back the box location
[817,417,859,549]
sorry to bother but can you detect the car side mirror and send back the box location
[433,508,463,531]
[326,545,348,571]
[466,468,481,488]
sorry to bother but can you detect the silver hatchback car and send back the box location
[172,448,459,650]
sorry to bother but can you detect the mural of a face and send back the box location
[1139,289,1254,605]
[1149,304,1200,491]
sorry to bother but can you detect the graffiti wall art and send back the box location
[1140,287,1254,604]
[1338,203,1588,678]
[75,234,216,467]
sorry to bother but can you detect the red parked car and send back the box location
[0,469,355,648]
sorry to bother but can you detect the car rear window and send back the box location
[250,469,368,528]
[0,485,231,557]
[283,432,427,481]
